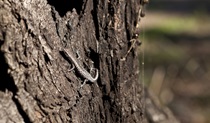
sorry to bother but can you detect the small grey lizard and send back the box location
[62,48,99,84]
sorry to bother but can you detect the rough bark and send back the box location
[0,0,178,123]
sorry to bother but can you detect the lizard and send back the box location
[62,48,99,87]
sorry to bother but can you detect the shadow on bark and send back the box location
[47,0,83,16]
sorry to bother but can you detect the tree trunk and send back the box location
[0,0,179,123]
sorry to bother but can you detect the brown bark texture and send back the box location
[0,0,179,123]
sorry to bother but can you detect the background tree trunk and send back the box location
[0,0,179,123]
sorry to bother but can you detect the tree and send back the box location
[0,0,179,123]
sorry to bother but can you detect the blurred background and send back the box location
[139,0,210,123]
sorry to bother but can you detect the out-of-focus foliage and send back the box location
[140,1,210,123]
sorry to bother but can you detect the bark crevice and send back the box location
[47,0,83,17]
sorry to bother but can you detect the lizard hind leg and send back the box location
[79,79,88,89]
